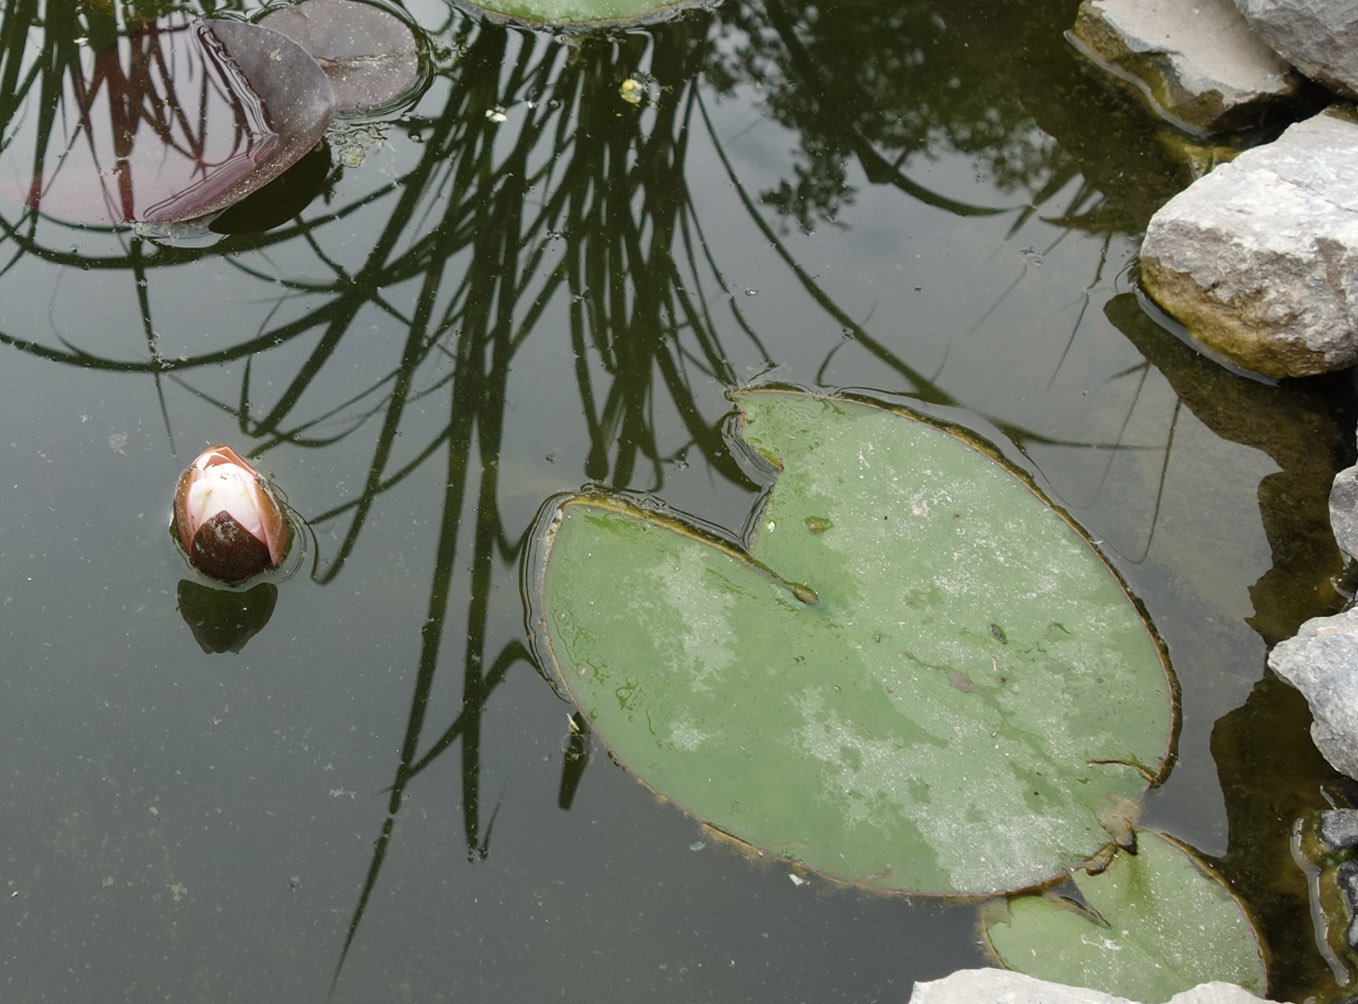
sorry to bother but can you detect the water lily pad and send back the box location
[209,140,332,234]
[259,0,424,115]
[983,830,1267,1001]
[458,0,699,28]
[531,389,1176,896]
[10,18,334,224]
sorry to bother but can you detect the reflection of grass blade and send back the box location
[558,712,591,810]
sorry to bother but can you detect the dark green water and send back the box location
[1,0,1353,1000]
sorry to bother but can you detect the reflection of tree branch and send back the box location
[696,89,952,404]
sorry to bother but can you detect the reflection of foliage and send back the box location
[714,0,1189,236]
[715,0,1060,230]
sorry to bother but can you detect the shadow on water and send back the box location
[0,0,1353,999]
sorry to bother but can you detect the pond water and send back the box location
[2,0,1355,1000]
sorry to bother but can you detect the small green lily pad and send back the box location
[458,0,697,27]
[984,830,1267,1001]
[532,389,1176,896]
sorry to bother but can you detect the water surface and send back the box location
[0,0,1351,999]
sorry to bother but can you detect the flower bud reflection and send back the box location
[171,446,293,584]
[177,579,279,654]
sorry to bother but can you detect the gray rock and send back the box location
[1235,0,1358,99]
[1139,108,1358,378]
[1268,606,1358,779]
[1071,0,1301,133]
[1338,858,1358,931]
[1318,807,1358,851]
[906,969,1278,1004]
[1332,462,1358,559]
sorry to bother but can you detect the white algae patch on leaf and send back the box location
[532,389,1176,896]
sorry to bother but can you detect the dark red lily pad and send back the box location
[259,0,423,115]
[209,140,332,234]
[12,18,335,225]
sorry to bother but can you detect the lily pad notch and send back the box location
[529,388,1177,898]
[983,829,1268,1001]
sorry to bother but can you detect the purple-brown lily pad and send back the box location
[11,17,335,225]
[259,0,424,115]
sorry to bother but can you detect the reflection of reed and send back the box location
[322,22,774,985]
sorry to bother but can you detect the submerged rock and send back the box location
[907,969,1278,1004]
[1070,0,1301,133]
[1236,0,1358,99]
[1268,607,1358,780]
[1139,108,1358,378]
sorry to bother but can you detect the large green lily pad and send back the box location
[984,830,1267,1001]
[532,389,1176,896]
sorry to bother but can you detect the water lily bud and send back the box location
[171,446,293,583]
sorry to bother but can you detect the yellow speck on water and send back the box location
[619,78,644,104]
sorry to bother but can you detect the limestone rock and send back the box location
[1331,461,1358,559]
[1318,807,1358,852]
[1268,606,1358,779]
[906,969,1278,1004]
[1072,0,1302,133]
[1139,108,1358,378]
[1235,0,1358,99]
